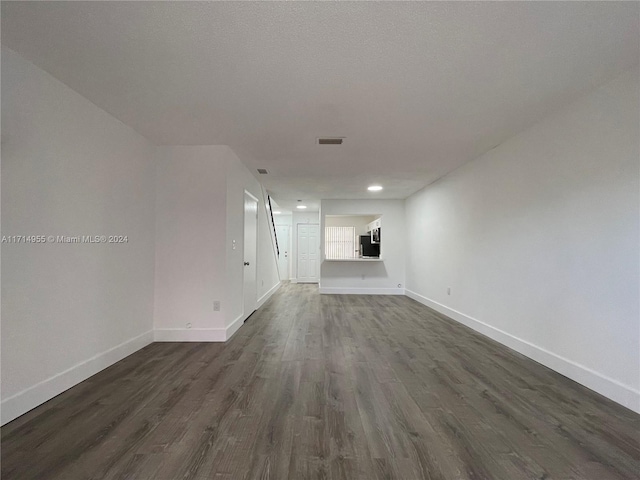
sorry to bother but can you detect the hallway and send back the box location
[2,283,638,479]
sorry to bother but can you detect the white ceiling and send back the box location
[3,2,638,205]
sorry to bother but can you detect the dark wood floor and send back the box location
[2,283,639,479]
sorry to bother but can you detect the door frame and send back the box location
[275,224,291,280]
[296,223,319,284]
[242,190,259,321]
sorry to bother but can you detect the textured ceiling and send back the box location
[3,2,639,204]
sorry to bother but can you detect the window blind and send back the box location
[325,226,356,260]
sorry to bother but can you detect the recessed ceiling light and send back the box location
[368,185,383,192]
[296,205,307,209]
[273,211,282,215]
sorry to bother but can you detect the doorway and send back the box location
[275,224,290,280]
[296,224,319,283]
[243,191,258,320]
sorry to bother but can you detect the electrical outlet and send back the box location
[186,322,192,329]
[361,273,365,280]
[447,287,451,295]
[213,300,221,311]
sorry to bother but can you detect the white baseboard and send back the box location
[225,314,245,341]
[405,289,640,414]
[1,330,153,426]
[257,281,282,308]
[153,328,226,342]
[225,282,281,341]
[154,284,282,345]
[320,287,405,295]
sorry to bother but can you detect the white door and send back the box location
[297,224,319,283]
[243,192,258,320]
[275,224,290,280]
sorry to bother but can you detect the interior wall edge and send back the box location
[154,281,282,344]
[0,330,154,426]
[405,289,640,414]
[225,314,246,342]
[258,281,282,308]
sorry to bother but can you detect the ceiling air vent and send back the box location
[257,168,268,174]
[317,137,344,145]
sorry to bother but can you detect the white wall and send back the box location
[274,213,293,227]
[405,67,640,413]
[153,146,228,341]
[225,150,280,337]
[1,47,157,424]
[153,146,280,342]
[320,200,405,294]
[291,210,320,283]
